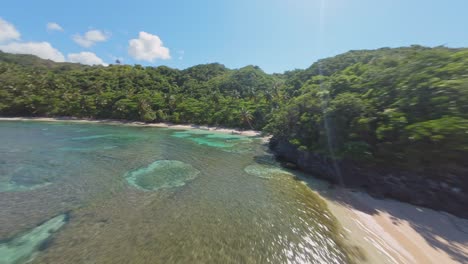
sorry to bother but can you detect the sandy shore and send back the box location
[301,177,468,264]
[0,117,262,137]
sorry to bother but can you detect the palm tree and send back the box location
[240,107,254,129]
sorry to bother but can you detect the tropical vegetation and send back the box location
[1,45,467,174]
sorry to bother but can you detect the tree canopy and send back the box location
[265,46,468,174]
[0,52,281,129]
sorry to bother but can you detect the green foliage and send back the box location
[403,117,468,155]
[0,54,282,129]
[265,46,468,171]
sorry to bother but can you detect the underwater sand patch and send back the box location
[171,130,253,150]
[0,214,67,264]
[70,134,114,141]
[0,165,57,192]
[58,146,117,152]
[125,160,200,191]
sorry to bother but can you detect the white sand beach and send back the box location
[0,117,262,137]
[302,177,468,264]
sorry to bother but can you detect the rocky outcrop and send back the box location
[269,138,468,219]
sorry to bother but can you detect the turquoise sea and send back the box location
[0,121,352,263]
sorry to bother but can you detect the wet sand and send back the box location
[301,178,468,264]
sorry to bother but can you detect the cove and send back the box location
[0,121,359,263]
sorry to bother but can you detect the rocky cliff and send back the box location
[269,138,468,219]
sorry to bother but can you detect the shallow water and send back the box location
[0,121,355,263]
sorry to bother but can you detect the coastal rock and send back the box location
[269,138,468,219]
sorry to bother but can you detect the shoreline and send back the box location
[0,117,264,137]
[1,116,467,263]
[300,176,468,264]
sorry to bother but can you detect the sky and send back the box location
[0,0,467,73]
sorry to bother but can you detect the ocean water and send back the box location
[0,121,355,263]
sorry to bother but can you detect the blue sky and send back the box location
[1,0,467,73]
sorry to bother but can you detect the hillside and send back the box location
[0,51,279,129]
[265,46,468,217]
[267,45,468,168]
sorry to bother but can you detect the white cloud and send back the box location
[128,31,170,62]
[0,17,20,43]
[0,19,64,62]
[0,42,65,61]
[67,51,106,65]
[47,22,63,32]
[73,29,110,48]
